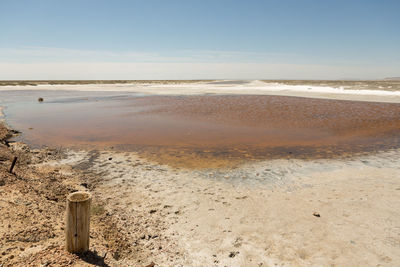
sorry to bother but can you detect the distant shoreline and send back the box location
[2,80,400,103]
[0,79,398,87]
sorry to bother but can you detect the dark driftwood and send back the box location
[9,156,17,173]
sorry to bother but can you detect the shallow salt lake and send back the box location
[2,89,400,168]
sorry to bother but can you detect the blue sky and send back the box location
[0,0,399,79]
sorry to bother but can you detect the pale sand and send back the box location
[2,80,400,103]
[5,82,400,265]
[44,148,400,266]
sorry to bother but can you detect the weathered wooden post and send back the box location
[66,191,91,253]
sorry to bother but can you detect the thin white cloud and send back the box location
[0,46,193,63]
[0,46,398,79]
[0,46,301,64]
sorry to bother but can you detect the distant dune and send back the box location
[384,77,400,80]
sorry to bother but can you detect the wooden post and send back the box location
[66,191,91,253]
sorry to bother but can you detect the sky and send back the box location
[0,0,399,80]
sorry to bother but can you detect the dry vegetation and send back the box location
[0,80,213,86]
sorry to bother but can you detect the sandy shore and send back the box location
[1,82,400,266]
[42,147,400,266]
[0,124,164,266]
[3,122,400,266]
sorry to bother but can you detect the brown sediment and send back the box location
[8,95,400,168]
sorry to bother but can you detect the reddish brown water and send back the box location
[6,94,400,168]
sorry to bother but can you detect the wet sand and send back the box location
[6,95,400,168]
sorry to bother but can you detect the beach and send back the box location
[52,148,400,266]
[1,80,400,266]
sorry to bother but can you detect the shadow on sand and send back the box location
[78,250,110,267]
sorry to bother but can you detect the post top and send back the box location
[67,191,91,202]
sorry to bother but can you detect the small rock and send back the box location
[313,212,321,217]
[38,97,44,102]
[229,251,239,258]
